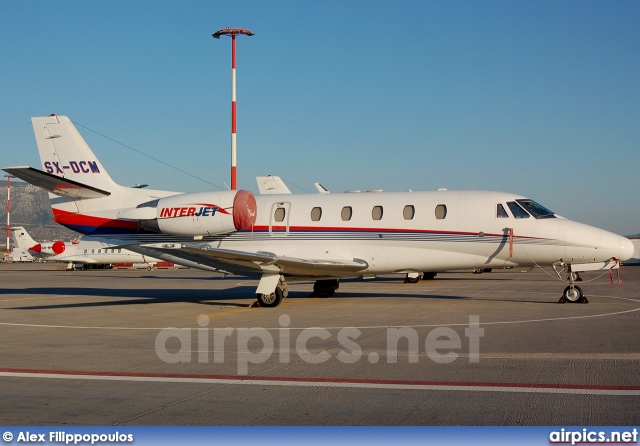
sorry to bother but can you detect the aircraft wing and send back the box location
[2,166,111,198]
[127,243,369,277]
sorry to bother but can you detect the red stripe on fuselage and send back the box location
[250,225,536,239]
[51,209,539,240]
[52,208,140,230]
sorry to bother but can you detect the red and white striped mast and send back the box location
[4,174,13,262]
[212,27,254,190]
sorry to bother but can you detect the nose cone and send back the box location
[619,236,634,262]
[599,231,635,262]
[565,220,636,264]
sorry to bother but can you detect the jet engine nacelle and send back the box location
[29,241,66,255]
[119,190,257,236]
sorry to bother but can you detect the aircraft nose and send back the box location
[597,230,635,262]
[619,236,634,262]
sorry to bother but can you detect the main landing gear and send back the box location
[311,279,339,298]
[255,278,339,307]
[256,277,289,308]
[404,272,437,283]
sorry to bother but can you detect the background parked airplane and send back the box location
[11,226,161,269]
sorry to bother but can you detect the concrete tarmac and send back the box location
[0,263,638,425]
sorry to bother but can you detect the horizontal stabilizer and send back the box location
[2,166,111,198]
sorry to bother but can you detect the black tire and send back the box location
[313,279,339,298]
[562,285,583,303]
[422,272,437,280]
[257,286,284,307]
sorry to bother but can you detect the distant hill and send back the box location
[0,180,79,248]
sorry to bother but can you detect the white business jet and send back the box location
[10,226,160,269]
[3,115,634,307]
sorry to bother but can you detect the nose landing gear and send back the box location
[561,285,587,303]
[556,268,589,304]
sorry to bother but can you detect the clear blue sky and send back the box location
[1,1,638,235]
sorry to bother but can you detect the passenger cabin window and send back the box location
[372,206,383,221]
[435,204,447,220]
[497,204,509,218]
[91,249,95,254]
[403,205,415,220]
[507,202,530,219]
[274,207,286,222]
[311,207,322,222]
[341,206,352,221]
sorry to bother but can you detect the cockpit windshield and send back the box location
[507,202,529,219]
[516,199,556,219]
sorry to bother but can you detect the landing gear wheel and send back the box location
[561,285,586,303]
[257,285,284,308]
[405,273,421,284]
[312,279,339,298]
[422,272,437,280]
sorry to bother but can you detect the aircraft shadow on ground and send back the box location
[2,287,252,310]
[58,273,238,282]
[62,274,511,283]
[1,286,471,310]
[341,275,512,284]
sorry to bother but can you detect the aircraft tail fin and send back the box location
[10,226,38,251]
[6,115,180,236]
[32,115,118,193]
[256,175,292,194]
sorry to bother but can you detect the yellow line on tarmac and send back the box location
[203,307,255,319]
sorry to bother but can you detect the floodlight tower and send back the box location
[212,27,254,190]
[4,174,13,262]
